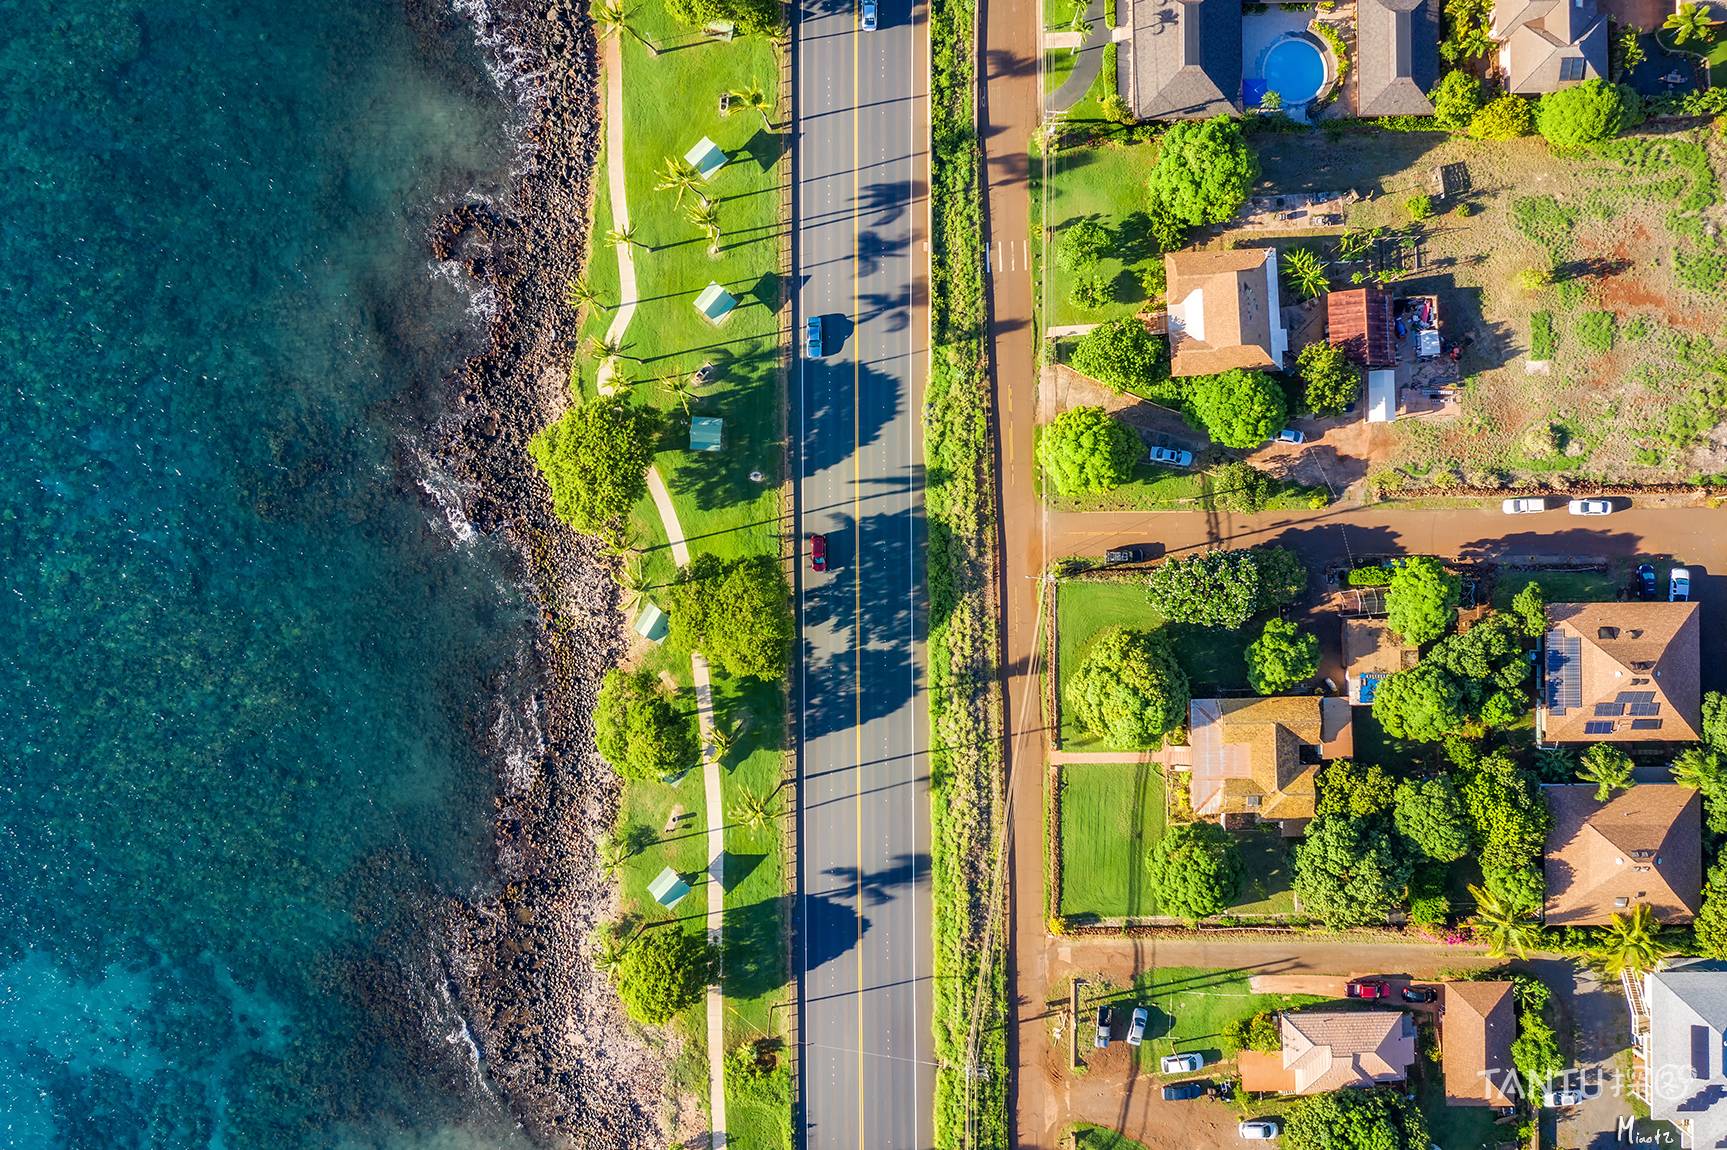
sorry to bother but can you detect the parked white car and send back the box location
[1149,446,1194,468]
[1275,428,1306,445]
[1671,566,1693,602]
[1542,1088,1583,1107]
[861,0,878,29]
[1160,1052,1206,1075]
[1239,1120,1281,1141]
[1126,1006,1149,1046]
[1501,497,1545,514]
[1568,498,1614,516]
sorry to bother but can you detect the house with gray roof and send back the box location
[1355,0,1440,116]
[1124,0,1243,120]
[1635,962,1727,1149]
[1491,0,1607,94]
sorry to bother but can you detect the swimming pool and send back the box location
[1259,35,1327,105]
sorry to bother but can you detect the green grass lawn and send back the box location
[1071,1126,1151,1150]
[1045,457,1327,513]
[1490,567,1621,609]
[1226,825,1298,917]
[1095,967,1325,1070]
[1030,134,1163,330]
[1055,580,1252,750]
[1058,762,1167,920]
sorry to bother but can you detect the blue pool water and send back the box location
[1260,36,1327,105]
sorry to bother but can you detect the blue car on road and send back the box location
[805,315,824,359]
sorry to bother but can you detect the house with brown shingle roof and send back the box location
[1238,1009,1418,1095]
[1165,247,1288,378]
[1187,696,1353,828]
[1441,981,1517,1109]
[1537,601,1701,745]
[1542,784,1704,927]
[1491,0,1607,93]
[1343,618,1417,707]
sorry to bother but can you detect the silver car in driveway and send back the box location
[1671,566,1692,602]
[1149,446,1194,468]
[1125,1006,1149,1046]
[1160,1051,1205,1074]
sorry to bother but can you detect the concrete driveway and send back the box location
[1540,962,1635,1150]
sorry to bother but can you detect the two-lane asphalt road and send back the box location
[791,0,932,1147]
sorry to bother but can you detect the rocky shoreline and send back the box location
[414,0,667,1145]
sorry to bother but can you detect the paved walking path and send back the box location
[598,34,726,1147]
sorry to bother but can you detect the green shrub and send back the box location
[1536,79,1642,148]
[1469,94,1534,140]
[1037,406,1141,496]
[666,0,784,34]
[1440,0,1496,64]
[1405,193,1435,221]
[595,669,699,780]
[613,927,711,1025]
[1345,565,1393,587]
[1069,272,1114,310]
[1516,266,1553,293]
[1576,310,1616,353]
[1454,200,1477,216]
[1058,218,1111,270]
[1530,311,1556,359]
[528,397,664,545]
[1208,460,1272,512]
[1430,70,1483,129]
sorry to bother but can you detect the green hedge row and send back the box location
[926,0,1007,1143]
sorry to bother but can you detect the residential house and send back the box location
[1187,695,1354,828]
[1441,981,1517,1109]
[1326,286,1398,369]
[1125,0,1243,120]
[1355,0,1441,116]
[1491,0,1608,94]
[1165,247,1288,377]
[1634,961,1727,1150]
[1239,1009,1418,1094]
[1537,601,1702,745]
[1342,617,1417,706]
[1542,784,1703,927]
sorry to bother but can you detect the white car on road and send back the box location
[1149,446,1194,468]
[1501,497,1545,514]
[861,0,878,29]
[1160,1052,1206,1075]
[1568,498,1614,516]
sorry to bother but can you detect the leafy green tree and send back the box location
[1222,1010,1283,1052]
[1385,556,1460,645]
[1468,94,1534,140]
[1440,0,1496,63]
[1146,821,1243,922]
[1458,747,1550,907]
[1284,1088,1429,1150]
[1293,813,1413,928]
[1065,628,1190,748]
[1616,28,1647,78]
[1253,546,1309,608]
[1394,776,1471,862]
[1536,79,1642,148]
[1145,549,1261,629]
[1510,581,1548,638]
[1208,460,1272,512]
[1578,743,1635,801]
[1296,340,1361,415]
[1666,1,1715,45]
[1037,406,1141,496]
[1282,247,1330,301]
[1430,70,1484,129]
[1372,660,1467,741]
[1317,759,1396,819]
[594,669,700,780]
[1703,690,1727,753]
[612,926,711,1025]
[1595,904,1666,977]
[1145,116,1260,227]
[1466,883,1542,958]
[1186,368,1287,449]
[1511,1010,1564,1089]
[1696,862,1727,958]
[668,555,794,680]
[1672,747,1727,835]
[1069,273,1114,310]
[528,398,663,545]
[1246,617,1319,694]
[1068,317,1170,393]
[1058,218,1111,270]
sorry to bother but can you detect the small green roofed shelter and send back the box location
[648,866,691,908]
[690,416,724,453]
[683,136,727,179]
[633,601,668,642]
[694,282,737,324]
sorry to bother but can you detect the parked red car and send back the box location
[1346,978,1390,1000]
[810,533,828,572]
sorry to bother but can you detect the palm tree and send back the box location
[592,0,660,54]
[734,786,779,831]
[1578,744,1636,802]
[728,83,776,130]
[1596,904,1666,977]
[687,199,723,256]
[656,156,705,208]
[565,275,607,315]
[586,332,628,365]
[605,222,640,250]
[1672,747,1721,791]
[600,836,629,876]
[709,714,746,761]
[657,372,702,415]
[1069,9,1094,54]
[1616,27,1647,78]
[617,554,650,613]
[1282,246,1329,300]
[1666,1,1715,45]
[1466,884,1543,959]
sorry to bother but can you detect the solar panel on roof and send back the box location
[1617,691,1657,705]
[1546,635,1583,714]
[1631,719,1663,731]
[1629,702,1661,717]
[1584,720,1615,734]
[1595,702,1626,717]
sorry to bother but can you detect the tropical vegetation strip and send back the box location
[529,0,793,1143]
[927,0,1008,1142]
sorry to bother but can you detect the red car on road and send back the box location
[810,533,828,572]
[1346,978,1390,1000]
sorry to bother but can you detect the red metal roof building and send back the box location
[1326,286,1397,368]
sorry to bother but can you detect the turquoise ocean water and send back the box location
[0,3,549,1146]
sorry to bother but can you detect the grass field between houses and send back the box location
[1030,131,1164,330]
[1071,1126,1152,1150]
[1055,579,1252,750]
[1083,967,1326,1070]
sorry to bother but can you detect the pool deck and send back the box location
[1241,6,1312,78]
